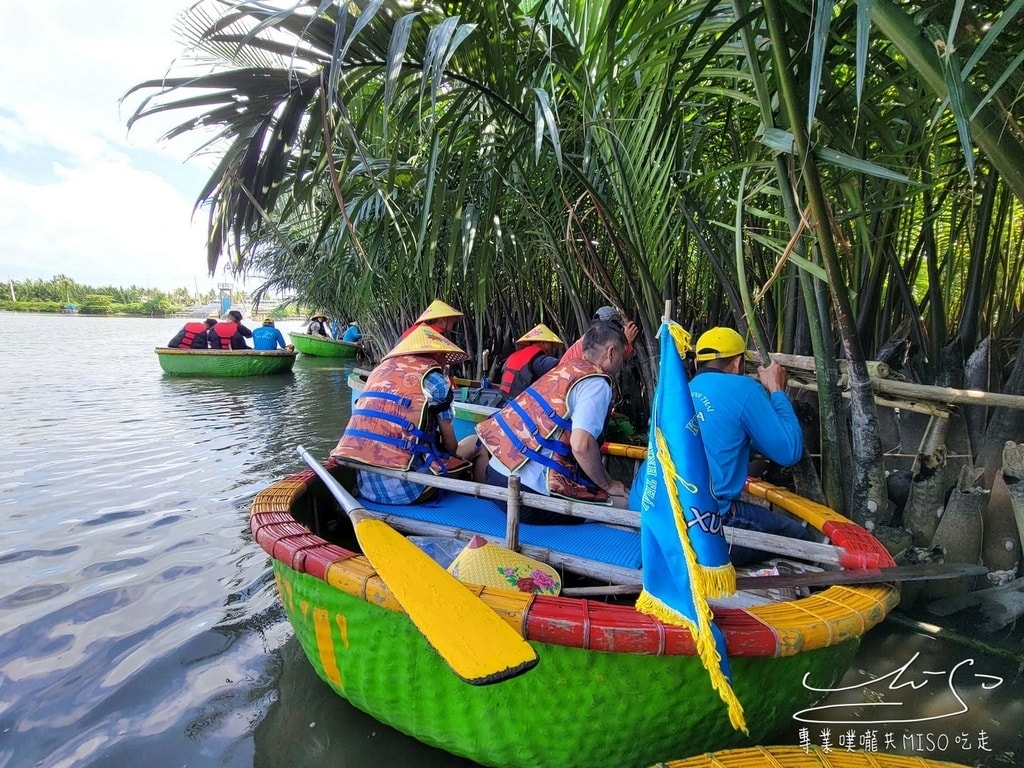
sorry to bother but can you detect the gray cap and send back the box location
[593,306,622,324]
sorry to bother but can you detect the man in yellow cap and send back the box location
[400,298,464,340]
[498,323,565,400]
[331,325,470,504]
[690,326,815,564]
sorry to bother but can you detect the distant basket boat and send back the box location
[653,746,970,767]
[251,458,899,768]
[154,347,296,376]
[289,332,360,358]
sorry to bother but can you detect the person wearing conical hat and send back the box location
[306,312,331,338]
[498,323,565,400]
[331,325,472,504]
[399,298,464,340]
[689,326,815,564]
[560,305,640,364]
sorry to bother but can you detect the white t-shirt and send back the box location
[488,376,611,495]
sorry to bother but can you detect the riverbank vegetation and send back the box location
[126,0,1024,604]
[3,275,210,315]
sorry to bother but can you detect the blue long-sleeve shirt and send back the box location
[690,369,803,513]
[252,326,287,350]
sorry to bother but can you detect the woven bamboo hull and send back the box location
[347,372,496,441]
[290,332,360,358]
[655,745,969,767]
[154,347,296,376]
[276,563,858,768]
[251,466,899,768]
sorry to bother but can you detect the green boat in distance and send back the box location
[289,332,360,358]
[155,348,297,377]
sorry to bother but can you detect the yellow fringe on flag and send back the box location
[640,429,747,734]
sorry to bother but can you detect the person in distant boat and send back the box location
[341,319,363,345]
[167,315,217,349]
[330,325,471,504]
[399,299,464,340]
[208,310,251,350]
[475,322,630,518]
[228,310,253,339]
[306,313,331,337]
[252,318,292,351]
[689,326,816,565]
[498,323,564,400]
[560,305,639,364]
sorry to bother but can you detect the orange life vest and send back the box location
[209,322,239,350]
[476,358,610,502]
[331,355,456,473]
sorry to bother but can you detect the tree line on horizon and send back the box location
[3,275,216,315]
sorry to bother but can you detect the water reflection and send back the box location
[254,637,480,768]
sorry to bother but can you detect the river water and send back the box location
[0,313,1020,768]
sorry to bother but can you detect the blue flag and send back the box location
[630,321,746,733]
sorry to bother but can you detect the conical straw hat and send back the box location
[448,535,561,595]
[415,299,464,324]
[515,323,564,346]
[384,324,470,366]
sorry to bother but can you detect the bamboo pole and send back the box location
[767,352,891,380]
[370,511,641,584]
[505,475,521,552]
[761,352,1024,411]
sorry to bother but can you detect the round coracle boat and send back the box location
[653,745,969,767]
[289,332,360,358]
[154,347,296,376]
[250,459,899,768]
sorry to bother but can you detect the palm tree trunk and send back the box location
[763,0,887,526]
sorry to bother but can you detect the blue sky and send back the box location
[0,1,241,293]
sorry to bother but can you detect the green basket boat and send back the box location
[155,347,296,376]
[290,332,361,358]
[251,461,899,768]
[654,745,969,767]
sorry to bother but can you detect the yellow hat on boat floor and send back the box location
[515,323,563,346]
[448,535,561,595]
[415,299,464,324]
[383,324,470,366]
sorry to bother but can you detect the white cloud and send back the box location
[0,0,238,293]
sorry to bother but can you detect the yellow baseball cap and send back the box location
[515,323,563,346]
[694,327,754,361]
[414,299,464,324]
[384,324,470,366]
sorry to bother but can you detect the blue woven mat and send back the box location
[360,492,641,569]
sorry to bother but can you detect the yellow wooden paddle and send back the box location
[298,447,538,685]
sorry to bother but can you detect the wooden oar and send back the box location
[298,447,537,685]
[560,562,989,597]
